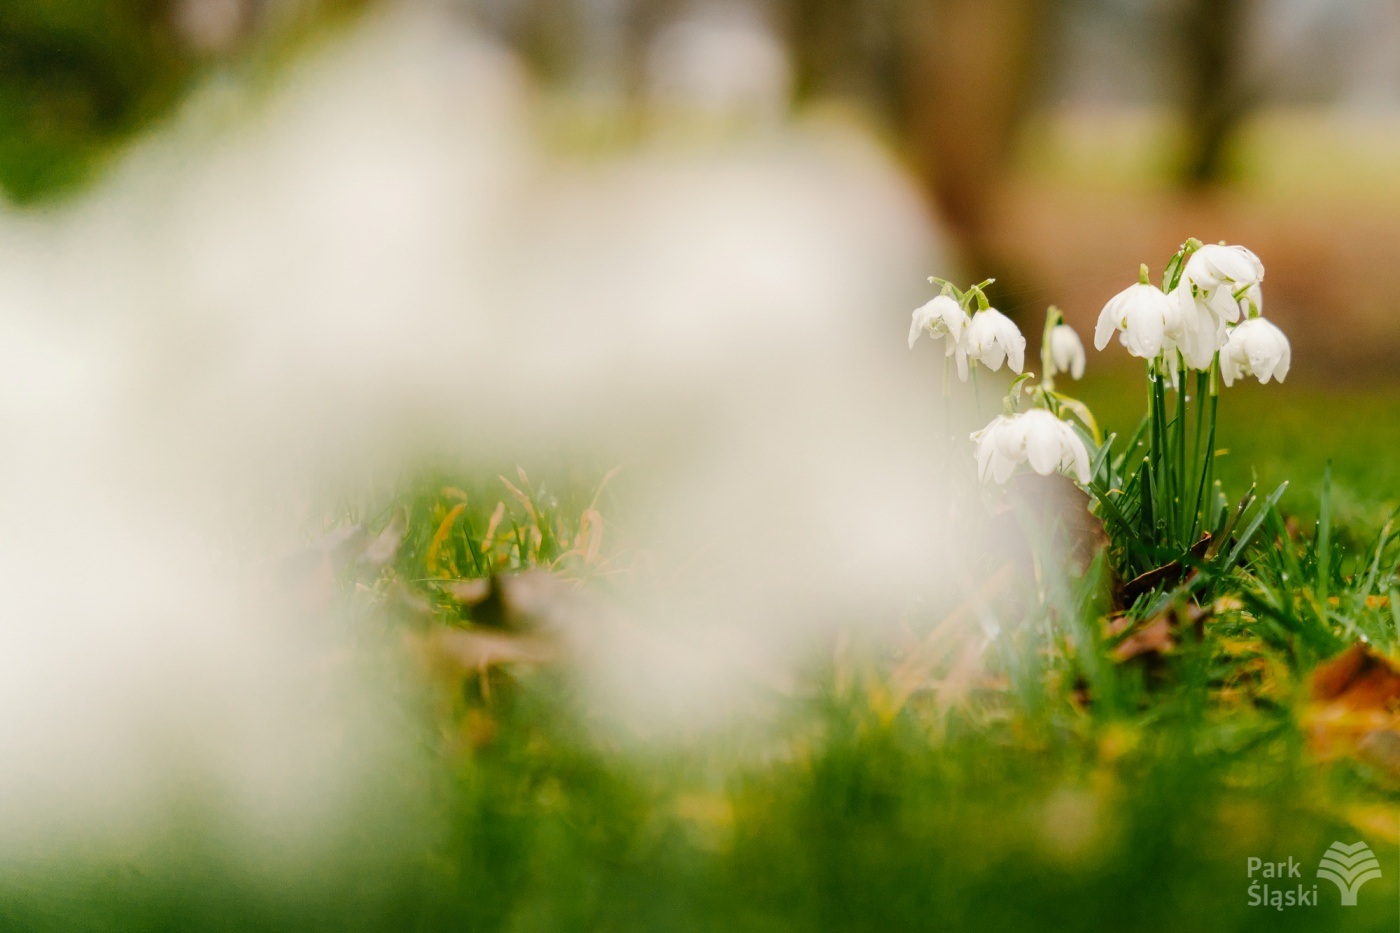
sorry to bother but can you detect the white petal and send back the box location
[1219,352,1239,386]
[976,435,995,482]
[992,451,1018,485]
[1124,301,1165,358]
[1188,243,1261,291]
[937,296,969,342]
[1066,429,1092,484]
[1232,245,1265,281]
[1206,285,1240,324]
[973,417,1007,483]
[1249,345,1276,383]
[1094,298,1119,351]
[1272,339,1291,383]
[1005,332,1026,373]
[1025,423,1061,475]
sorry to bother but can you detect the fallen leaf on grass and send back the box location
[1310,643,1400,706]
[1104,601,1211,663]
[1305,643,1400,780]
[1119,534,1212,604]
[1110,615,1174,662]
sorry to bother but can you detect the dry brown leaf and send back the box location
[1103,600,1211,663]
[1120,534,1212,604]
[1111,616,1174,662]
[1305,643,1400,778]
[1310,643,1400,706]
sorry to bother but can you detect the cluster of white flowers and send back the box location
[907,240,1290,489]
[909,280,1092,488]
[1094,241,1289,381]
[908,287,1025,382]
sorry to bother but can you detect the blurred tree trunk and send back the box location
[893,0,1051,275]
[784,0,1050,277]
[1170,0,1255,187]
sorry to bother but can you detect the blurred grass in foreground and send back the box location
[5,381,1400,932]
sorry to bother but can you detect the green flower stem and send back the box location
[1149,361,1170,541]
[1175,359,1188,545]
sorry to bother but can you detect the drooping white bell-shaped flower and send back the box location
[1047,323,1086,380]
[1180,242,1265,328]
[1165,281,1227,371]
[1219,317,1291,386]
[1183,243,1263,294]
[908,294,973,379]
[972,409,1092,485]
[1095,281,1177,360]
[908,294,968,349]
[964,308,1025,374]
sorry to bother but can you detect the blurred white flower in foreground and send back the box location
[972,409,1091,485]
[0,0,972,861]
[1047,323,1085,380]
[1220,318,1292,386]
[1095,280,1175,360]
[964,308,1026,374]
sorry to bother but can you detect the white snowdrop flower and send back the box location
[1094,281,1176,360]
[1183,243,1263,292]
[908,294,973,379]
[972,409,1092,486]
[1181,243,1264,326]
[908,294,968,350]
[1219,317,1291,387]
[1047,323,1086,380]
[1165,281,1227,371]
[964,308,1025,374]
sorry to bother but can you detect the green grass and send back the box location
[3,392,1399,932]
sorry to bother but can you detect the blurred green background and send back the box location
[8,0,1400,383]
